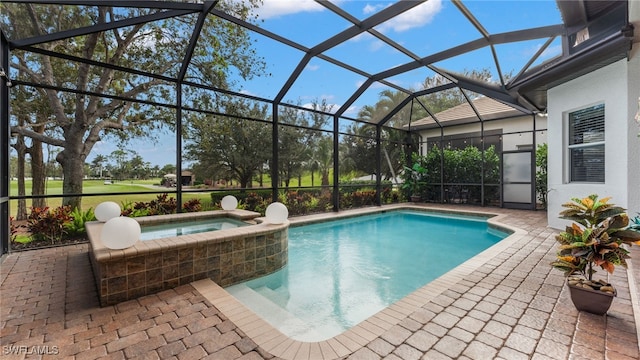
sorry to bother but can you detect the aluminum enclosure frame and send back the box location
[0,0,634,255]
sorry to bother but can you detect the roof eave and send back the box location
[508,26,634,110]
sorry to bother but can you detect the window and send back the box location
[568,104,604,182]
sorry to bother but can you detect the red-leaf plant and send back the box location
[551,195,640,284]
[27,206,73,245]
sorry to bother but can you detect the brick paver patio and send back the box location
[1,205,638,359]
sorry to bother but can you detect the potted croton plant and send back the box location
[551,195,640,315]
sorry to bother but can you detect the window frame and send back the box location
[565,103,605,183]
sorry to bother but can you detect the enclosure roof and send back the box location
[0,0,634,129]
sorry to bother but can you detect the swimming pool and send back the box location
[226,210,509,341]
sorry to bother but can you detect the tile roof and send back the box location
[409,96,527,130]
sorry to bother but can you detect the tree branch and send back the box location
[14,56,42,83]
[10,126,65,147]
[24,4,69,128]
[90,78,161,120]
[83,100,154,157]
[86,11,148,117]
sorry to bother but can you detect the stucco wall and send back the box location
[627,45,640,221]
[418,115,547,154]
[547,53,640,229]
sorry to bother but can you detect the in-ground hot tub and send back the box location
[86,209,289,306]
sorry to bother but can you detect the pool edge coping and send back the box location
[192,204,528,360]
[87,209,275,262]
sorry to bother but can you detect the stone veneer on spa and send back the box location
[86,209,288,306]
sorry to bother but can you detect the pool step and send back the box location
[252,285,291,306]
[225,284,326,340]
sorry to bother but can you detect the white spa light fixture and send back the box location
[221,195,238,210]
[95,201,121,222]
[101,216,141,250]
[265,202,288,224]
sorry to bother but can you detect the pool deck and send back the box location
[1,204,639,359]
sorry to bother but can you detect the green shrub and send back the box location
[242,192,269,214]
[536,143,548,209]
[209,186,396,215]
[210,189,272,206]
[65,207,96,237]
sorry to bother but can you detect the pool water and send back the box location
[225,210,508,341]
[139,218,248,241]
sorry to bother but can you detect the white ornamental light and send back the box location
[221,195,238,210]
[95,201,121,222]
[101,216,141,250]
[265,202,288,224]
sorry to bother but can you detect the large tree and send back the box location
[340,121,377,177]
[184,98,272,189]
[2,2,265,209]
[418,69,496,113]
[278,100,332,188]
[350,101,406,180]
[10,72,52,218]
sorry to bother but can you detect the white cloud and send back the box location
[410,81,424,90]
[370,81,389,90]
[350,32,369,43]
[254,0,326,20]
[376,0,443,33]
[302,101,338,113]
[355,79,387,89]
[369,39,385,51]
[305,64,320,71]
[342,105,360,116]
[363,3,387,15]
[239,89,257,97]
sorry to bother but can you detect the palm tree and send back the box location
[316,136,333,186]
[91,155,107,178]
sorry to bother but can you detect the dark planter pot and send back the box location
[567,281,616,315]
[410,195,422,202]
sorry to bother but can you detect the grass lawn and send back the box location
[8,169,345,215]
[9,179,214,214]
[10,178,161,195]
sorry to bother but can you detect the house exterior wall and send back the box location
[627,43,640,223]
[547,50,640,229]
[418,115,547,154]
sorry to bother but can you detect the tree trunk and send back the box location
[321,170,329,186]
[14,135,27,220]
[60,157,84,210]
[238,171,253,191]
[58,144,86,211]
[29,125,47,209]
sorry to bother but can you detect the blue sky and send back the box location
[234,0,563,114]
[91,0,564,167]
